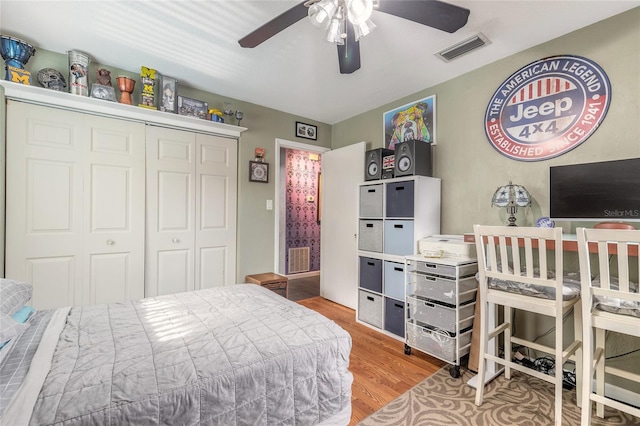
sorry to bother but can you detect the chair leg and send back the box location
[574,301,583,409]
[581,323,593,426]
[475,296,489,406]
[595,328,606,418]
[504,305,511,380]
[554,308,563,426]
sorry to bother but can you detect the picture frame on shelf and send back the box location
[296,121,317,141]
[249,161,269,183]
[159,75,178,113]
[90,83,116,102]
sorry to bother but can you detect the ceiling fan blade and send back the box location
[239,1,308,48]
[337,23,361,74]
[377,0,470,33]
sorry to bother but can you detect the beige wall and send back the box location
[332,8,640,235]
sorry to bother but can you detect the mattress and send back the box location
[1,284,353,425]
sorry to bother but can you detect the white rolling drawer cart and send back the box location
[404,255,478,378]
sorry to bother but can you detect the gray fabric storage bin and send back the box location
[359,256,383,293]
[359,220,383,252]
[358,290,383,329]
[383,261,405,300]
[383,220,414,255]
[386,180,415,217]
[384,297,406,338]
[359,184,383,217]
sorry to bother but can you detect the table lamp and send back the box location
[491,181,531,226]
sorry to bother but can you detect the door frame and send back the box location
[273,138,330,275]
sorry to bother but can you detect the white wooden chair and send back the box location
[576,227,640,424]
[473,225,582,426]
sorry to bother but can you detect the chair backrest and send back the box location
[473,225,565,304]
[576,227,640,317]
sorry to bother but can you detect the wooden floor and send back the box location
[298,297,446,425]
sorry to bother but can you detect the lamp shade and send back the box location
[491,181,531,226]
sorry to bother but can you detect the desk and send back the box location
[464,233,639,257]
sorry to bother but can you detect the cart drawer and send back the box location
[413,260,477,278]
[410,274,477,305]
[407,296,475,333]
[406,322,472,363]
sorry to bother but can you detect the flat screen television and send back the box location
[549,158,640,222]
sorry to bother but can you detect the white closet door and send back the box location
[83,114,146,305]
[6,101,84,309]
[195,133,237,289]
[145,126,196,297]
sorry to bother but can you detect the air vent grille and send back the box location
[436,33,490,62]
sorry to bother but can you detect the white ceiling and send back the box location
[2,1,638,124]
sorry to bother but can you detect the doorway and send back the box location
[273,138,330,283]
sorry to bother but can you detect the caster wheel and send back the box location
[449,366,460,378]
[404,344,412,355]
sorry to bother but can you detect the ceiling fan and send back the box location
[238,0,470,74]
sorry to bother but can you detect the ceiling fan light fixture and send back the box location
[325,10,346,44]
[308,0,338,29]
[353,19,376,41]
[347,0,374,24]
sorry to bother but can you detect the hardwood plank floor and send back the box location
[298,297,446,425]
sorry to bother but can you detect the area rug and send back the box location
[357,367,640,425]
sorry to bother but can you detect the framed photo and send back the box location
[296,121,317,141]
[90,83,116,102]
[159,75,178,113]
[249,161,269,183]
[177,95,208,119]
[383,95,436,150]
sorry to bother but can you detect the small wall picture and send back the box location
[159,75,178,113]
[383,94,436,150]
[90,83,117,101]
[249,161,269,183]
[296,121,317,141]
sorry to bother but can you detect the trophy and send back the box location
[1,35,36,83]
[116,75,136,105]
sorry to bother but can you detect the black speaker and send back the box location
[394,141,433,177]
[365,148,393,181]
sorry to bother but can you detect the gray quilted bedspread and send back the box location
[29,285,353,425]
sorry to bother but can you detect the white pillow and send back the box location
[0,313,28,347]
[0,279,33,316]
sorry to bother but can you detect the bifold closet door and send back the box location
[5,100,145,309]
[145,126,237,297]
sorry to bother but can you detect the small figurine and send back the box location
[96,67,112,86]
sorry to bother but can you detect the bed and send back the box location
[0,280,353,425]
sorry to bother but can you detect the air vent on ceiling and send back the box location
[436,33,491,62]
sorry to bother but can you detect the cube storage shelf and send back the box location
[356,176,441,341]
[404,255,478,378]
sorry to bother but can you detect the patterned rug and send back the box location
[357,367,640,425]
